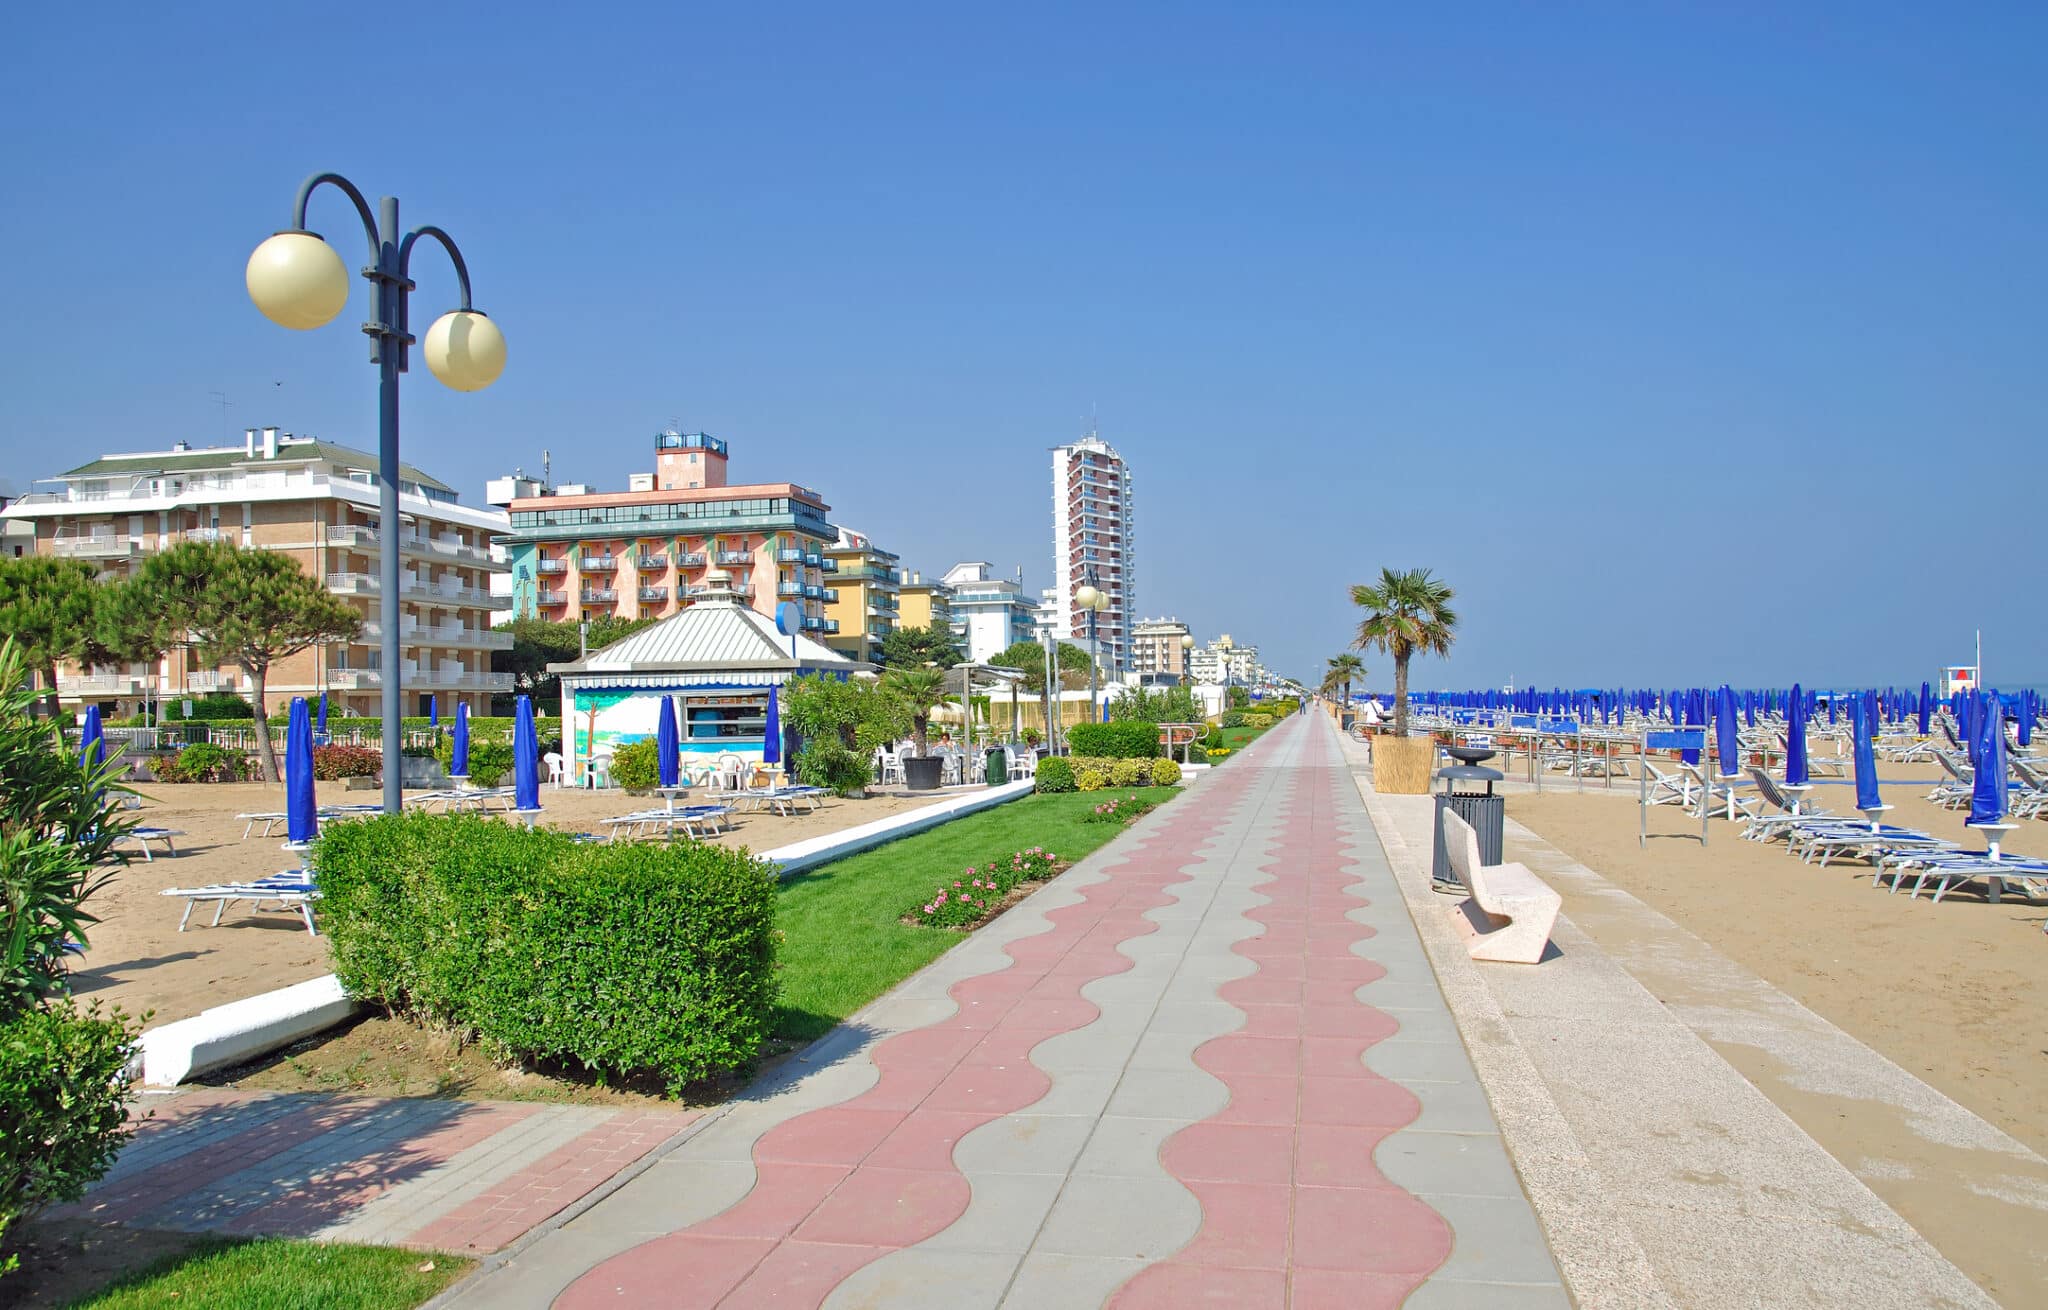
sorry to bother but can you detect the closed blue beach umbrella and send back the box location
[317,691,329,738]
[1713,686,1740,778]
[2019,691,2034,748]
[1853,691,1882,812]
[1682,689,1704,765]
[1917,682,1931,736]
[80,703,105,774]
[1785,683,1809,787]
[657,695,680,787]
[286,695,318,846]
[1967,689,2006,828]
[761,686,782,767]
[451,702,471,779]
[514,695,540,811]
[428,694,438,728]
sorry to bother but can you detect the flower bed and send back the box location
[909,846,1063,930]
[1083,792,1158,825]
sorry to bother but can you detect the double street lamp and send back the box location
[246,172,507,813]
[1074,567,1111,726]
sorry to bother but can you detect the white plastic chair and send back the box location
[544,751,567,788]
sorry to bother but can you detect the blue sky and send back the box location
[4,3,2042,690]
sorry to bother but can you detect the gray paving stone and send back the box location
[1000,1252,1149,1308]
[1376,1130,1526,1199]
[952,1114,1098,1177]
[1363,1034,1480,1084]
[1403,1278,1573,1309]
[1410,1074,1504,1134]
[1102,1068,1227,1122]
[1069,1116,1181,1179]
[1034,1174,1199,1259]
[918,1173,1067,1254]
[825,1246,1022,1310]
[1026,1070,1121,1118]
[1420,1190,1565,1285]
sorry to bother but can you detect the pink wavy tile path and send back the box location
[556,765,1262,1310]
[1111,729,1453,1310]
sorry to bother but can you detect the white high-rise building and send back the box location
[1050,434,1134,672]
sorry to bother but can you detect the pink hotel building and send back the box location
[1050,434,1134,671]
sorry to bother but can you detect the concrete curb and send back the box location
[136,974,358,1087]
[761,779,1036,877]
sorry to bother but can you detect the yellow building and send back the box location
[822,526,901,663]
[896,571,953,635]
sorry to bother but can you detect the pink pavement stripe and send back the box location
[557,765,1263,1310]
[406,1109,701,1253]
[1112,725,1453,1309]
[54,1094,405,1226]
[215,1100,540,1237]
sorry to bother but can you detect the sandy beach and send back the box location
[66,780,944,1027]
[1506,767,2048,1159]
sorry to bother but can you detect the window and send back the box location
[684,695,768,741]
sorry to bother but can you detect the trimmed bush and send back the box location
[1218,710,1247,728]
[1151,757,1183,786]
[312,744,381,780]
[1109,758,1148,788]
[1184,745,1209,766]
[795,738,872,795]
[163,692,254,721]
[1034,756,1076,793]
[157,741,251,783]
[1075,766,1110,791]
[315,813,779,1091]
[607,739,660,790]
[433,735,514,786]
[1,1004,138,1270]
[1245,713,1274,729]
[1064,720,1161,759]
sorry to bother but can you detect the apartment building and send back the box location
[897,571,953,635]
[496,431,840,641]
[1130,617,1193,682]
[1050,433,1135,672]
[940,562,1039,663]
[1190,634,1264,687]
[822,526,901,664]
[0,427,511,717]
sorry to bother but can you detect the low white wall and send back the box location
[761,780,1035,878]
[137,973,356,1087]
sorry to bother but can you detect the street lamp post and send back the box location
[246,172,506,814]
[1075,565,1109,727]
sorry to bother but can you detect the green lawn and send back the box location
[772,786,1179,1041]
[65,1238,469,1310]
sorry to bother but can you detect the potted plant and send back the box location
[1349,566,1458,795]
[884,667,951,791]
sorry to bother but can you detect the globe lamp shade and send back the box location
[423,311,506,391]
[1181,633,1195,648]
[1075,585,1100,611]
[246,232,350,330]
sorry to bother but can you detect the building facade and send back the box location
[1050,434,1134,672]
[496,431,840,642]
[822,526,901,663]
[940,561,1039,663]
[1190,635,1263,687]
[0,428,511,718]
[1130,617,1193,682]
[896,571,954,636]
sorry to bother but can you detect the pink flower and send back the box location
[923,904,935,914]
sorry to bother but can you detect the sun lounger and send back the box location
[1741,768,1835,841]
[110,827,183,861]
[161,873,320,934]
[1443,810,1559,964]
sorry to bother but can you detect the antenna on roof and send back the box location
[209,391,231,442]
[543,449,552,489]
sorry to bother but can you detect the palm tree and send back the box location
[881,666,950,757]
[1350,568,1457,736]
[1325,653,1366,708]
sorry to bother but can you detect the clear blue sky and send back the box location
[4,3,2042,690]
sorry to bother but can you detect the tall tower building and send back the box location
[1050,433,1134,672]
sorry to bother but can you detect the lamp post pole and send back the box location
[246,172,505,814]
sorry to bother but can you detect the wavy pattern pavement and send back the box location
[1107,723,1453,1307]
[556,760,1262,1309]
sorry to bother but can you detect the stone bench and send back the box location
[1443,809,1560,964]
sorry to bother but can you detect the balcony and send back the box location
[328,524,378,548]
[818,557,838,573]
[580,588,617,604]
[776,548,805,564]
[638,585,669,603]
[801,615,838,634]
[802,552,823,568]
[635,554,667,571]
[716,551,753,566]
[534,558,569,574]
[185,671,240,693]
[62,672,143,695]
[329,669,381,689]
[580,555,618,571]
[52,534,141,560]
[778,581,804,598]
[536,588,569,606]
[868,603,896,618]
[676,551,707,567]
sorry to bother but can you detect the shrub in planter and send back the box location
[1109,758,1149,788]
[795,738,871,796]
[1150,757,1183,785]
[1075,766,1110,791]
[606,739,660,791]
[312,744,382,780]
[1065,721,1161,759]
[315,813,779,1091]
[1034,757,1076,793]
[157,741,250,783]
[0,1004,138,1269]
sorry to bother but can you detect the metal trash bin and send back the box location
[1432,746,1504,889]
[985,747,1008,786]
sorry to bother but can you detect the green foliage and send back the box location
[0,556,109,713]
[157,741,253,783]
[606,739,660,790]
[1244,713,1274,729]
[1106,685,1202,725]
[879,620,963,670]
[1065,720,1161,759]
[162,692,255,721]
[881,666,951,757]
[1109,758,1148,787]
[986,639,1091,693]
[497,614,658,703]
[794,737,872,795]
[781,674,908,755]
[1226,685,1251,709]
[1085,792,1158,824]
[315,813,780,1091]
[1219,710,1247,728]
[1061,756,1176,787]
[130,542,362,782]
[0,1003,139,1271]
[1150,757,1183,785]
[1184,744,1209,765]
[1350,566,1458,735]
[311,745,381,780]
[1033,756,1077,793]
[428,732,512,781]
[60,1236,471,1309]
[909,847,1064,929]
[1075,765,1110,791]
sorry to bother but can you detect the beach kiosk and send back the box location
[548,573,868,787]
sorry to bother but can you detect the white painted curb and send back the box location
[761,780,1036,878]
[136,973,357,1087]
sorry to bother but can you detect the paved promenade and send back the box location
[444,713,1564,1308]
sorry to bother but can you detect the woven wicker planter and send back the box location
[1372,734,1436,795]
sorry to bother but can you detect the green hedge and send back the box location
[1,1005,138,1272]
[608,739,659,790]
[314,813,779,1091]
[1034,757,1076,793]
[434,736,514,787]
[1064,721,1161,759]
